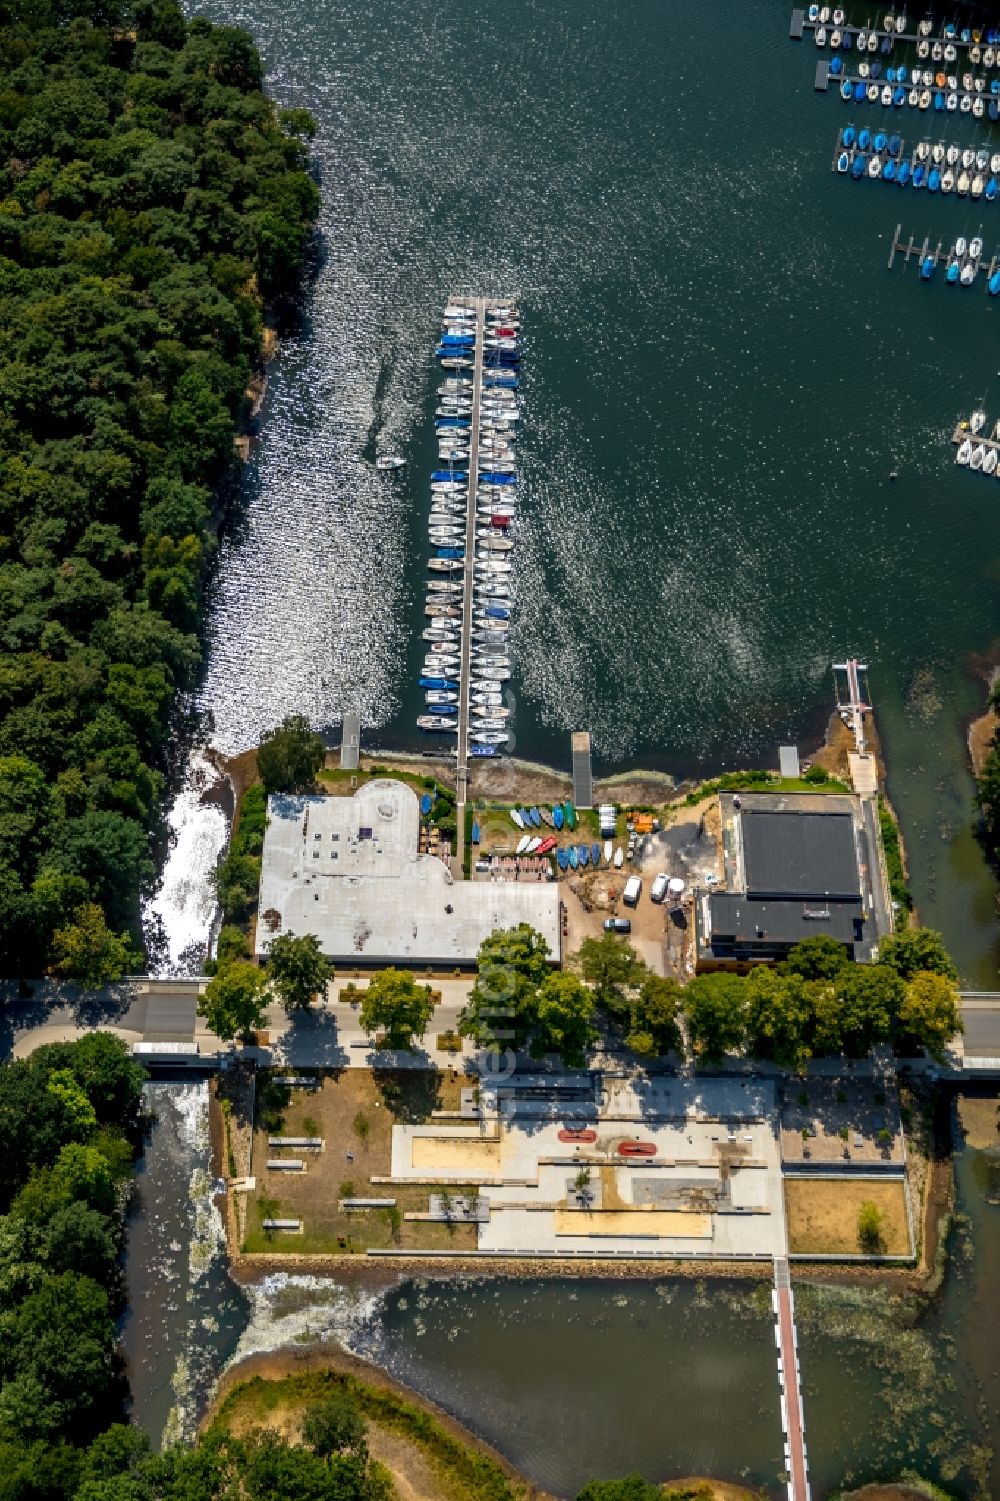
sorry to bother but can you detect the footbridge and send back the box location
[772,1257,811,1501]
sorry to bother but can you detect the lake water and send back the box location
[156,0,1000,981]
[126,1087,1000,1500]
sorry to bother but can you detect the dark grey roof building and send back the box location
[694,792,886,969]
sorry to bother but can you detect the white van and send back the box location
[622,875,642,907]
[650,872,669,903]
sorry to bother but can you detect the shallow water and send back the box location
[149,0,1000,979]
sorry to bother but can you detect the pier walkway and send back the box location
[773,1257,812,1501]
[453,296,486,872]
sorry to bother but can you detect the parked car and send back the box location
[650,872,669,903]
[604,917,632,933]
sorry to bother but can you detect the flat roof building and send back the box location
[255,779,561,968]
[695,791,884,969]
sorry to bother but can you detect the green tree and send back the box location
[197,961,269,1042]
[257,714,325,794]
[459,923,552,1052]
[359,969,433,1051]
[781,934,850,981]
[573,932,647,1019]
[44,1071,97,1137]
[577,1477,665,1501]
[857,1199,885,1254]
[267,931,332,1011]
[878,927,958,982]
[625,974,684,1059]
[682,973,747,1063]
[302,1388,367,1459]
[528,972,597,1067]
[835,964,904,1056]
[895,971,962,1061]
[50,904,138,989]
[0,1271,117,1443]
[743,967,812,1071]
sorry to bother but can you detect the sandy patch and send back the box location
[411,1136,501,1173]
[784,1177,910,1256]
[554,1208,711,1238]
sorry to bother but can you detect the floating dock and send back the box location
[454,296,487,814]
[886,222,999,283]
[951,413,1000,468]
[794,14,998,51]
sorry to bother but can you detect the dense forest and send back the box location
[0,0,318,981]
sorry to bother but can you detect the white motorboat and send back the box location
[815,24,826,44]
[984,448,999,476]
[958,166,972,193]
[880,83,892,104]
[895,13,906,31]
[922,68,934,85]
[944,42,957,62]
[955,235,968,257]
[428,558,464,573]
[417,716,458,732]
[867,29,878,49]
[957,438,972,464]
[820,5,829,20]
[375,455,406,472]
[932,40,943,60]
[946,143,960,165]
[977,148,990,170]
[444,304,474,319]
[868,82,881,101]
[960,261,976,283]
[970,235,983,259]
[941,168,955,191]
[970,442,986,469]
[868,154,883,178]
[960,94,972,113]
[427,578,464,592]
[471,731,509,746]
[919,19,932,36]
[971,410,987,433]
[946,92,958,111]
[917,38,929,57]
[919,88,931,108]
[917,140,931,161]
[426,691,458,705]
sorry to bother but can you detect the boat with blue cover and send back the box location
[987,176,999,201]
[553,805,564,830]
[529,807,541,827]
[897,159,911,184]
[888,133,901,155]
[568,846,579,870]
[883,158,896,180]
[841,79,853,100]
[419,676,458,690]
[893,86,906,104]
[947,260,960,283]
[577,844,589,868]
[557,847,569,871]
[851,154,866,178]
[830,55,842,75]
[854,81,866,101]
[420,793,433,815]
[591,843,601,866]
[432,470,467,483]
[470,745,497,757]
[837,150,850,172]
[990,269,1000,295]
[928,166,941,189]
[479,472,516,485]
[920,255,935,279]
[913,162,927,186]
[842,124,856,147]
[874,130,887,151]
[859,126,872,149]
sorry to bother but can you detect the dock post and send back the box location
[905,234,914,262]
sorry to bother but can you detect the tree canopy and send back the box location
[877,927,958,983]
[267,931,332,1011]
[257,715,325,794]
[358,969,433,1051]
[0,0,317,977]
[197,960,269,1042]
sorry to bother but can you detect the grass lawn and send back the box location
[784,1177,911,1256]
[244,1068,477,1255]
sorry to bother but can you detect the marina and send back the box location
[885,221,1000,287]
[832,126,1000,204]
[794,9,1000,54]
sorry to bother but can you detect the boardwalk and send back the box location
[773,1258,811,1501]
[453,296,486,866]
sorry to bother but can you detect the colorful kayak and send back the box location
[568,846,579,870]
[591,843,601,866]
[510,809,525,830]
[552,805,564,830]
[539,807,555,828]
[564,800,577,830]
[529,807,541,827]
[556,847,570,870]
[578,844,590,868]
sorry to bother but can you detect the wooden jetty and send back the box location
[886,222,999,285]
[793,13,996,51]
[951,418,1000,457]
[454,295,486,829]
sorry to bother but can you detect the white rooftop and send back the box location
[256,781,561,966]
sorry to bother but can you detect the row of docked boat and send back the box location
[417,300,522,755]
[836,129,1000,198]
[507,804,626,869]
[838,73,1000,117]
[957,411,1000,471]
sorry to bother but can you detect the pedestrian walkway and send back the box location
[772,1256,811,1501]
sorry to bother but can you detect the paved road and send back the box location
[958,994,1000,1058]
[4,976,478,1068]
